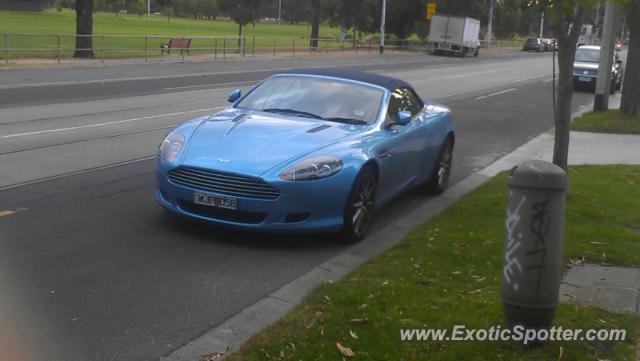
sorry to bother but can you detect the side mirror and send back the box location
[228,89,241,103]
[396,111,412,125]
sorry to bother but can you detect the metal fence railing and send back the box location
[0,33,526,64]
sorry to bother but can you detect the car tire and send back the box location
[610,80,616,94]
[423,136,454,195]
[340,165,377,243]
[473,47,479,57]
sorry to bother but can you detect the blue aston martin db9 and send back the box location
[156,68,454,242]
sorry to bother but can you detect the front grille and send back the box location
[179,201,266,224]
[169,167,280,199]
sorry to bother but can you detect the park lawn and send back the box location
[572,110,640,134]
[227,165,640,361]
[0,9,341,59]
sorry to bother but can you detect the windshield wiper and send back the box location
[262,108,324,120]
[325,117,369,125]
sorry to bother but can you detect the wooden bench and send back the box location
[161,38,192,55]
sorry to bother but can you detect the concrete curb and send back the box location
[161,103,596,361]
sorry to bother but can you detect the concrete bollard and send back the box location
[502,160,567,330]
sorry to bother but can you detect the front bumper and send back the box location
[155,165,352,233]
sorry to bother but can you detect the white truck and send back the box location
[428,15,481,57]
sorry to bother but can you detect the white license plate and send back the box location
[193,192,237,210]
[578,76,592,82]
[439,43,451,50]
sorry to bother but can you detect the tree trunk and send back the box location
[309,0,320,49]
[619,0,640,115]
[74,0,95,58]
[552,5,585,170]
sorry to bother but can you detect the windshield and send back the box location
[236,76,384,124]
[575,48,600,63]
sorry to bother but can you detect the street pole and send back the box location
[278,0,282,24]
[379,0,386,54]
[147,0,150,20]
[539,11,544,38]
[594,1,619,111]
[487,0,494,48]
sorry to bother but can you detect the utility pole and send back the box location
[278,0,282,24]
[539,11,544,38]
[486,0,494,48]
[594,1,619,111]
[594,3,602,44]
[379,0,386,54]
[147,0,150,20]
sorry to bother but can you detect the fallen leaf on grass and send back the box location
[336,342,355,357]
[557,346,563,360]
[590,241,607,245]
[382,279,390,286]
[304,318,316,330]
[467,288,483,295]
[349,318,368,324]
[349,330,358,339]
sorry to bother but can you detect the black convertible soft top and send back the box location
[275,68,413,92]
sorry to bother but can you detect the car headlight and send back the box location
[279,156,343,181]
[159,132,185,162]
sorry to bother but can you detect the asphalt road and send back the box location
[0,51,594,361]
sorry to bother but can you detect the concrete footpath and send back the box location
[163,99,639,360]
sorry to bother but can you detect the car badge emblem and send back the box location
[583,70,588,75]
[217,159,232,163]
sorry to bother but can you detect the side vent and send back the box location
[307,124,332,133]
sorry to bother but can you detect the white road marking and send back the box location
[1,107,224,139]
[543,78,555,83]
[163,80,256,91]
[438,74,546,100]
[476,88,517,100]
[443,69,502,79]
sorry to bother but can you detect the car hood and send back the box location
[180,109,362,177]
[573,61,599,70]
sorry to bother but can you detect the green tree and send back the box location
[541,0,595,169]
[219,0,267,49]
[74,0,95,58]
[385,0,424,38]
[309,0,321,48]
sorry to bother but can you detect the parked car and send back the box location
[155,69,455,242]
[522,37,544,52]
[542,38,554,52]
[572,45,624,93]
